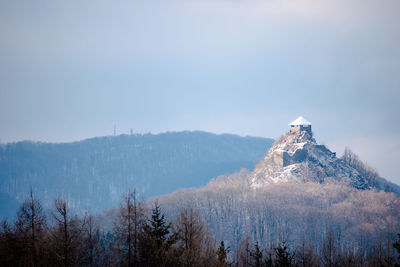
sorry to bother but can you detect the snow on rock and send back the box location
[288,116,312,126]
[212,126,374,191]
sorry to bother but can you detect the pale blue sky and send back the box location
[1,0,399,183]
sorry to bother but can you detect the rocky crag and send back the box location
[251,130,369,189]
[156,118,400,253]
[211,117,399,195]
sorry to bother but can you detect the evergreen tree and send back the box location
[138,203,173,266]
[274,242,292,267]
[251,242,263,267]
[146,203,170,246]
[216,241,229,267]
[264,254,273,267]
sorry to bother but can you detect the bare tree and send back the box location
[294,238,318,267]
[51,198,82,267]
[173,207,217,266]
[0,219,22,266]
[15,188,46,267]
[79,214,103,267]
[236,236,252,267]
[321,230,340,267]
[114,188,144,266]
[342,147,379,184]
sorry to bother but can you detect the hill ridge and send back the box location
[0,131,274,219]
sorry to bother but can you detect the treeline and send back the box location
[1,189,400,267]
[0,189,217,266]
[233,233,400,267]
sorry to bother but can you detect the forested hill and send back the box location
[0,131,274,219]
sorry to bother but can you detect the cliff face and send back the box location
[247,129,373,189]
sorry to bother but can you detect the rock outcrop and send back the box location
[249,129,371,189]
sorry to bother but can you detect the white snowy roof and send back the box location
[288,116,311,126]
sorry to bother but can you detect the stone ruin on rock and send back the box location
[271,116,319,168]
[288,116,312,135]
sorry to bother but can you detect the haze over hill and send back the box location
[0,131,273,219]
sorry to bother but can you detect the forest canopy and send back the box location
[2,181,399,266]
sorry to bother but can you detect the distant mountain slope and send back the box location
[0,131,274,219]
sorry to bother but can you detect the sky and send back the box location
[0,0,399,183]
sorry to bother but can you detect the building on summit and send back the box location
[289,116,312,135]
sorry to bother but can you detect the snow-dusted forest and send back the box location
[1,184,400,266]
[158,180,400,256]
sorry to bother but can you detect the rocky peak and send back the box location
[209,118,399,195]
[269,128,316,155]
[250,127,371,189]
